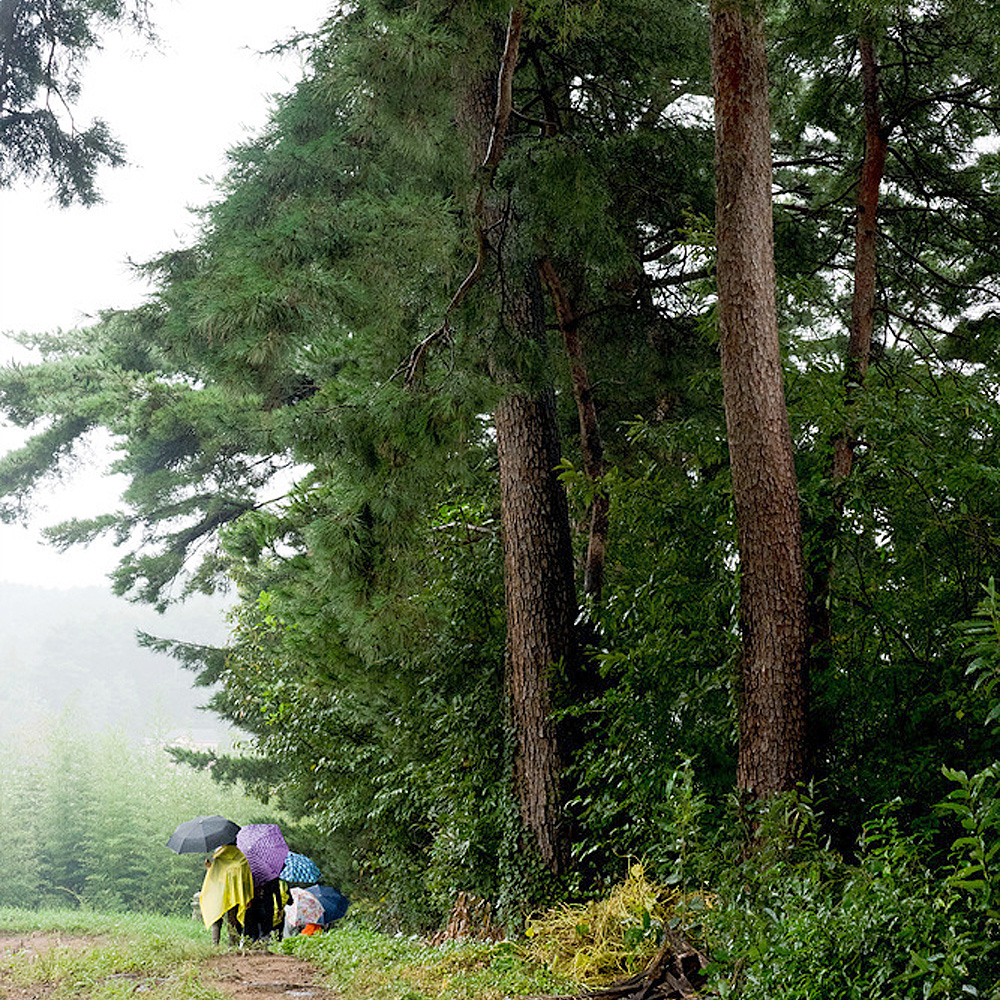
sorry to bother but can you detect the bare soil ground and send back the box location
[0,930,103,957]
[202,949,341,999]
[0,932,340,1000]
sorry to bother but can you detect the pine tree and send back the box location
[710,0,808,797]
[0,0,150,204]
[768,0,1000,815]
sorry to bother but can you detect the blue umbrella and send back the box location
[304,884,349,924]
[280,851,322,884]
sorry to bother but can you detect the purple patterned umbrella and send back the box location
[236,824,289,885]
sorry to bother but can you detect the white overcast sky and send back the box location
[0,0,331,588]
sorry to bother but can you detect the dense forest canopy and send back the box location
[2,0,1000,994]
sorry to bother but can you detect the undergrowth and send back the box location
[695,786,1000,999]
[4,775,1000,1000]
[282,918,579,1000]
[522,862,706,985]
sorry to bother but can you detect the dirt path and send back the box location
[0,933,340,1000]
[0,931,104,958]
[203,949,341,999]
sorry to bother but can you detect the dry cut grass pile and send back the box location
[522,864,705,987]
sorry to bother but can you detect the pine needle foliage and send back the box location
[5,0,1000,955]
[0,0,152,204]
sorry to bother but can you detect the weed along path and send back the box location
[0,932,341,1000]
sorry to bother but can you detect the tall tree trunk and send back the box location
[833,29,887,482]
[455,11,576,875]
[494,292,578,874]
[810,24,888,680]
[538,257,608,602]
[710,0,808,797]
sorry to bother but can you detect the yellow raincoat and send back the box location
[199,845,254,929]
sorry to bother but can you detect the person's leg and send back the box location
[226,907,242,945]
[211,917,222,946]
[271,880,284,940]
[244,894,261,940]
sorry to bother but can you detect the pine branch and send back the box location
[397,5,526,389]
[481,4,525,171]
[396,218,495,389]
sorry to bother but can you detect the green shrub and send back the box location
[702,792,1000,999]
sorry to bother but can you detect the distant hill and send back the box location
[0,583,231,742]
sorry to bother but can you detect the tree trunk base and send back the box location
[427,891,506,945]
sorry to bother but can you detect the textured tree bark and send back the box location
[456,21,576,875]
[710,0,808,797]
[538,257,608,601]
[832,31,887,482]
[495,323,577,874]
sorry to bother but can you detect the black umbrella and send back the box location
[166,815,241,854]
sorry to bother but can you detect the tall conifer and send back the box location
[710,0,808,797]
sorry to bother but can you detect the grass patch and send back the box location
[0,907,220,999]
[282,919,580,1000]
[0,906,208,941]
[0,904,589,1000]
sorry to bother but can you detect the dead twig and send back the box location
[482,5,525,170]
[543,930,710,1000]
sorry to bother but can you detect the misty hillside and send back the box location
[0,583,231,742]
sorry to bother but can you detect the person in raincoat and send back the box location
[199,844,254,945]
